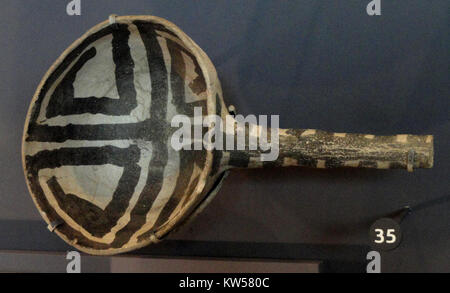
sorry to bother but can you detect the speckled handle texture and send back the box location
[225,129,433,172]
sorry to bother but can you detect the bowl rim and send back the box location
[21,15,219,255]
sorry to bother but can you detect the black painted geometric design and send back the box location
[24,21,209,251]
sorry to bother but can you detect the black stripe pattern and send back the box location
[24,21,210,253]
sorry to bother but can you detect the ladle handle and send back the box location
[225,129,433,172]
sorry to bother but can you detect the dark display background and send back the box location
[0,0,448,272]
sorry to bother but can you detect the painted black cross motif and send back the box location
[24,21,208,251]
